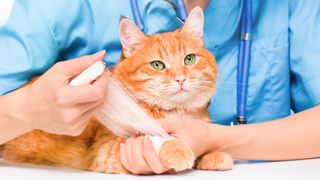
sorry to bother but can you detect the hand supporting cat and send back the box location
[120,119,233,174]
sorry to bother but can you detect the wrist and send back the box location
[204,124,228,152]
[205,124,242,153]
[0,90,33,144]
[196,122,226,156]
[206,124,258,159]
[1,87,34,131]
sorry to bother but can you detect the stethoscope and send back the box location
[130,0,252,125]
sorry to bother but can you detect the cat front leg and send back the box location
[196,151,233,171]
[86,136,129,174]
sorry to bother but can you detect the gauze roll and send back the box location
[70,61,173,154]
[97,72,170,138]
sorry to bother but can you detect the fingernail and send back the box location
[95,50,106,59]
[102,69,111,77]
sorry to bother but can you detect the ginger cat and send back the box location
[0,7,233,173]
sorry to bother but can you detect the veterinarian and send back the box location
[0,0,320,175]
[0,0,180,144]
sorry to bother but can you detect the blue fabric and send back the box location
[0,0,319,125]
[205,0,320,125]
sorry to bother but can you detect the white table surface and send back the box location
[1,158,319,180]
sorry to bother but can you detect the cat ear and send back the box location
[181,7,204,44]
[119,17,146,57]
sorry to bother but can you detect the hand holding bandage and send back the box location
[11,51,108,137]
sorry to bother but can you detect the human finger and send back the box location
[143,136,170,174]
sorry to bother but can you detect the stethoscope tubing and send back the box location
[176,0,188,21]
[237,0,252,124]
[130,0,145,31]
[130,0,188,30]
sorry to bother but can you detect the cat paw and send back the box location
[88,139,130,174]
[158,139,195,172]
[88,158,130,174]
[196,151,233,171]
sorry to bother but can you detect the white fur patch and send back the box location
[0,0,15,27]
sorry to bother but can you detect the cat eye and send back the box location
[184,54,196,65]
[150,60,165,70]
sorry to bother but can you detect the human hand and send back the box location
[119,118,214,175]
[159,118,214,157]
[120,136,171,175]
[15,51,108,136]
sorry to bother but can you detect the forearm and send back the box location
[210,105,320,160]
[0,89,32,144]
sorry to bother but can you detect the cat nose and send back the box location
[174,76,186,86]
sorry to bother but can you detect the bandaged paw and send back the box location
[149,136,174,155]
[150,136,195,172]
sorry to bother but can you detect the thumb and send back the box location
[61,50,106,76]
[158,118,182,134]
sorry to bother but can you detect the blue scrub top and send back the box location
[0,0,320,125]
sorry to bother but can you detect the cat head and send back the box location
[115,7,217,111]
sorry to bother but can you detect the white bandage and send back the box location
[149,136,175,155]
[69,61,106,86]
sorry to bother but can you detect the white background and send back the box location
[1,158,320,180]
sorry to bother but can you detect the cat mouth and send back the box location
[171,88,189,95]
